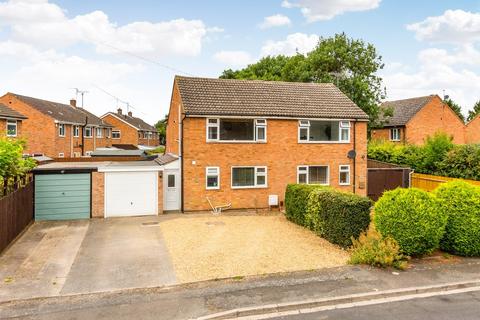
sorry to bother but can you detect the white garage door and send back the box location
[105,171,158,217]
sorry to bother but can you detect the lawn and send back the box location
[158,213,349,283]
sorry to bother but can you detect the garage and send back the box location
[104,171,159,217]
[34,173,91,220]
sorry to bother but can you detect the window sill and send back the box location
[207,140,267,144]
[298,141,350,144]
[339,183,351,186]
[231,185,268,189]
[206,187,220,190]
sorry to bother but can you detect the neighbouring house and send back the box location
[101,109,159,149]
[0,102,28,138]
[371,95,466,144]
[466,114,480,144]
[165,76,369,212]
[0,93,113,158]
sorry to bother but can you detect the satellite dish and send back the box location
[347,150,357,159]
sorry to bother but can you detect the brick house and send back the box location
[371,95,466,144]
[0,93,113,157]
[101,109,159,149]
[0,102,27,139]
[466,114,480,144]
[165,76,369,212]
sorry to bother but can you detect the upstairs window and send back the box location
[84,126,92,138]
[96,127,103,138]
[58,124,65,137]
[298,120,350,143]
[73,125,79,137]
[6,120,17,137]
[207,118,267,142]
[390,128,401,141]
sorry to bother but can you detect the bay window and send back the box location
[231,166,267,188]
[297,165,329,185]
[298,120,350,142]
[207,118,267,142]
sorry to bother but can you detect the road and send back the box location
[274,290,480,320]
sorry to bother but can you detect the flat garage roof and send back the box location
[33,160,163,173]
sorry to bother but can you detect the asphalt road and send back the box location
[275,290,480,320]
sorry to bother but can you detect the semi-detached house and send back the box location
[165,76,369,212]
[0,93,113,157]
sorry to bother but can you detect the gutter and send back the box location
[81,116,87,156]
[353,119,357,194]
[180,112,186,213]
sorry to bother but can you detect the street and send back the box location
[275,290,480,320]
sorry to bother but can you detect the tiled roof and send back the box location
[155,153,178,166]
[104,112,157,131]
[11,93,112,127]
[175,76,369,120]
[380,95,435,127]
[0,103,27,119]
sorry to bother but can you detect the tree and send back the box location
[0,138,35,186]
[220,33,386,128]
[155,114,168,145]
[467,100,480,122]
[443,97,465,123]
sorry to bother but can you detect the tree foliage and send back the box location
[0,139,35,180]
[443,97,465,123]
[220,33,386,127]
[154,114,168,145]
[467,100,480,122]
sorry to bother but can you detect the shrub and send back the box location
[438,144,480,181]
[374,188,447,256]
[305,188,371,248]
[349,228,408,269]
[434,181,480,256]
[285,184,323,226]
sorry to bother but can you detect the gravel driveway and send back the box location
[159,213,349,283]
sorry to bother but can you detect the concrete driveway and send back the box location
[0,216,176,302]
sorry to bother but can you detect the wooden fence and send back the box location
[411,173,480,192]
[0,181,34,253]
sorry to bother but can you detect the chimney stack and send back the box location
[117,108,122,115]
[70,99,77,107]
[128,111,132,117]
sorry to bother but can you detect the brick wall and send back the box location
[0,119,24,140]
[370,127,405,143]
[466,115,480,144]
[165,84,181,155]
[91,172,104,218]
[181,118,368,211]
[102,113,139,146]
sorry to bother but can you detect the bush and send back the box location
[374,188,447,256]
[349,228,408,269]
[438,144,480,181]
[285,184,323,226]
[434,181,480,256]
[305,188,371,248]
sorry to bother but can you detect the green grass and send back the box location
[147,146,165,155]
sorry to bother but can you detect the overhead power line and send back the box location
[91,83,149,117]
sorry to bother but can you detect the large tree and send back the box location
[154,114,168,145]
[220,33,386,127]
[443,97,465,123]
[467,100,480,122]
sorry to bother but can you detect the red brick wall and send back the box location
[181,118,368,211]
[165,83,182,155]
[102,113,138,146]
[371,127,405,143]
[92,172,104,218]
[466,115,480,144]
[0,119,24,140]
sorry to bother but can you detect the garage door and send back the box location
[35,173,91,220]
[105,171,158,217]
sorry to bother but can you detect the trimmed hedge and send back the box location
[305,188,372,248]
[285,184,372,248]
[434,181,480,256]
[285,184,323,226]
[374,188,448,256]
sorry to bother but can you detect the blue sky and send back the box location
[1,0,480,121]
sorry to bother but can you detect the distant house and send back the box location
[0,93,113,157]
[0,102,27,139]
[371,95,466,145]
[466,114,480,144]
[101,109,159,149]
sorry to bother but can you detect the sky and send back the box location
[1,0,480,122]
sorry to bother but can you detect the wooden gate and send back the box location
[367,160,411,201]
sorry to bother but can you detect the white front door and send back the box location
[164,170,180,211]
[105,171,158,217]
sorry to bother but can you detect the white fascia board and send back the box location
[98,166,163,173]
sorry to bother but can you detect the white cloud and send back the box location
[407,9,480,44]
[260,33,319,56]
[0,0,212,57]
[282,0,381,22]
[259,14,291,29]
[213,50,253,67]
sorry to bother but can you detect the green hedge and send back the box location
[305,188,372,248]
[285,184,322,226]
[374,188,448,256]
[285,184,371,248]
[434,181,480,256]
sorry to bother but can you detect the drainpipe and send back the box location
[81,116,87,156]
[180,112,186,213]
[352,119,357,194]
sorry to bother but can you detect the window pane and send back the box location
[167,175,175,188]
[341,128,349,141]
[208,126,218,140]
[309,166,328,184]
[340,172,349,184]
[232,167,255,187]
[299,127,308,140]
[298,173,307,184]
[309,121,339,141]
[256,126,265,141]
[207,176,218,188]
[220,119,254,141]
[256,175,266,186]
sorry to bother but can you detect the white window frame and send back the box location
[58,123,65,137]
[206,118,267,143]
[339,165,351,186]
[73,152,81,157]
[205,166,220,190]
[231,166,268,189]
[112,130,121,139]
[106,128,111,138]
[390,128,401,141]
[255,119,267,142]
[206,118,219,142]
[84,126,92,138]
[298,120,351,144]
[58,153,64,158]
[297,165,330,186]
[96,127,103,138]
[85,151,92,156]
[6,120,17,137]
[73,125,79,137]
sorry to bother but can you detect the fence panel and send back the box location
[0,182,34,253]
[411,173,480,192]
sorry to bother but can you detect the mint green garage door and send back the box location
[35,173,91,220]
